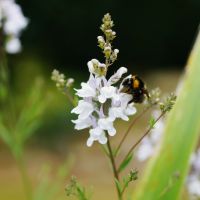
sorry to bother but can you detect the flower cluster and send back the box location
[187,149,200,199]
[98,13,119,64]
[0,0,28,53]
[72,65,136,147]
[71,14,137,146]
[51,69,74,90]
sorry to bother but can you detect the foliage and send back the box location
[133,31,200,200]
[65,176,92,200]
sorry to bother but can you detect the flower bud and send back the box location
[66,78,74,88]
[104,46,112,58]
[98,63,107,76]
[97,36,105,49]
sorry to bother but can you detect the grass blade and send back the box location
[133,31,200,200]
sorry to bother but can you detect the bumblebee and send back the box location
[121,75,149,103]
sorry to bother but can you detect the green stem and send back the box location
[119,112,165,172]
[16,156,33,200]
[105,133,122,200]
[115,106,151,157]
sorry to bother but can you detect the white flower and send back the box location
[2,0,28,35]
[87,127,107,147]
[72,117,94,130]
[71,62,137,146]
[187,178,200,197]
[108,67,127,85]
[125,103,137,115]
[66,78,74,88]
[5,37,21,54]
[114,49,119,54]
[109,107,129,121]
[97,36,105,43]
[88,59,98,74]
[75,82,96,98]
[71,100,94,120]
[98,86,118,103]
[187,148,200,199]
[136,110,164,161]
[192,149,200,172]
[98,118,116,136]
[87,59,106,76]
[0,0,28,54]
[137,139,154,161]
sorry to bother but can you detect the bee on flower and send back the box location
[70,13,139,146]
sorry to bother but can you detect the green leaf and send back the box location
[148,116,156,129]
[132,32,200,200]
[118,153,133,173]
[0,117,13,148]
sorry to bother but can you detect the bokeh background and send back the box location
[1,0,200,199]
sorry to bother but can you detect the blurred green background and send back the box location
[1,0,200,200]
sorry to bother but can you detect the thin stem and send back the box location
[63,88,76,106]
[17,156,33,200]
[119,112,165,171]
[115,106,151,156]
[100,144,110,157]
[106,133,121,200]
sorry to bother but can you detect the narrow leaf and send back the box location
[115,178,122,194]
[133,31,200,200]
[118,153,133,173]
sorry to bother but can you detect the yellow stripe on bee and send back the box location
[133,79,140,88]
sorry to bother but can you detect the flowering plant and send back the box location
[52,13,177,200]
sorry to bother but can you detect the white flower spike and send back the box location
[71,13,137,146]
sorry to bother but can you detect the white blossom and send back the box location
[136,110,165,161]
[75,82,96,98]
[98,86,117,103]
[66,78,74,88]
[71,13,137,146]
[71,100,94,120]
[87,127,107,147]
[5,37,21,54]
[187,149,200,199]
[0,0,28,53]
[71,60,137,146]
[98,117,116,136]
[108,67,127,85]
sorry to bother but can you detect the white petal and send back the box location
[75,82,96,98]
[108,67,128,85]
[108,128,116,136]
[187,179,200,196]
[98,86,116,103]
[137,140,154,161]
[109,107,129,121]
[72,117,93,130]
[86,137,94,147]
[87,61,95,74]
[99,133,107,144]
[90,127,104,138]
[98,118,116,136]
[98,94,107,104]
[71,100,94,119]
[120,93,133,107]
[5,37,21,54]
[125,104,137,116]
